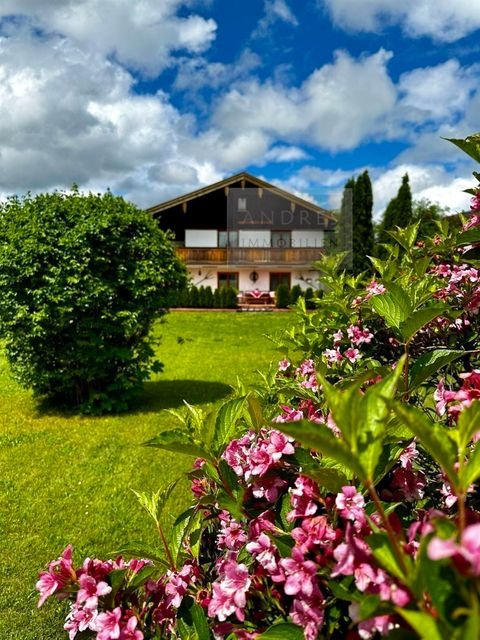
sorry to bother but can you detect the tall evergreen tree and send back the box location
[377,173,413,250]
[352,170,374,275]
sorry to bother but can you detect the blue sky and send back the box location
[0,0,479,218]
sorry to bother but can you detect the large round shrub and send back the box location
[0,189,186,413]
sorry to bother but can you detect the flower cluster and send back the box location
[435,370,480,420]
[36,138,480,640]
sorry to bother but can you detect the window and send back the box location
[270,272,290,291]
[218,272,239,289]
[238,197,247,211]
[218,230,239,248]
[271,230,291,248]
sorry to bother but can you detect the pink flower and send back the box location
[347,324,373,346]
[290,591,325,640]
[389,466,425,502]
[64,603,98,640]
[265,430,295,460]
[296,359,315,376]
[36,545,76,607]
[345,347,361,363]
[278,359,291,372]
[324,348,343,365]
[95,607,122,640]
[217,515,248,552]
[333,329,344,345]
[77,574,112,610]
[208,561,251,622]
[120,616,144,640]
[331,524,372,578]
[291,515,337,555]
[428,523,480,576]
[251,475,288,502]
[274,405,303,422]
[287,476,318,521]
[246,533,279,574]
[277,547,318,597]
[336,486,365,522]
[464,213,480,230]
[366,280,386,297]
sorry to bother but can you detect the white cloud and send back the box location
[398,60,479,122]
[321,0,480,42]
[372,164,471,217]
[0,0,217,74]
[213,49,396,151]
[253,0,298,38]
[264,145,309,162]
[173,49,262,93]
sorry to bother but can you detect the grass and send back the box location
[0,311,293,639]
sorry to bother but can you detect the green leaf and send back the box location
[396,609,445,640]
[371,282,412,329]
[257,623,304,639]
[216,488,245,522]
[456,228,480,247]
[409,350,466,391]
[392,404,457,483]
[177,596,212,640]
[444,133,480,164]
[460,441,480,489]
[317,375,363,446]
[278,420,366,479]
[246,394,264,430]
[109,543,168,567]
[169,507,202,564]
[368,532,408,580]
[399,306,445,343]
[457,401,480,451]
[128,564,158,589]
[143,429,215,462]
[131,480,178,526]
[305,466,349,493]
[387,222,420,251]
[212,396,247,454]
[355,358,405,480]
[415,543,460,625]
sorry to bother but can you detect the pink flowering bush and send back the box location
[38,134,480,638]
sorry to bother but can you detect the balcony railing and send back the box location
[176,247,324,265]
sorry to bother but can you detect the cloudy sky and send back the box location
[1,0,479,217]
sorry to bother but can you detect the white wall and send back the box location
[291,269,320,290]
[239,230,270,248]
[239,270,270,292]
[185,229,217,247]
[292,230,324,248]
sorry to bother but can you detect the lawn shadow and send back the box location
[33,379,232,418]
[133,379,233,413]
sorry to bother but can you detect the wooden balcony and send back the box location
[176,247,324,266]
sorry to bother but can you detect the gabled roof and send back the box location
[147,171,335,221]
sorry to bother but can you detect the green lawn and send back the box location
[0,311,292,639]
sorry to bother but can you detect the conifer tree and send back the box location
[351,170,374,274]
[378,173,413,250]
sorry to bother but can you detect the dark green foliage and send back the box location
[214,288,221,308]
[304,287,316,309]
[289,284,303,305]
[198,286,207,308]
[378,174,413,251]
[190,286,200,308]
[203,286,214,309]
[0,189,186,413]
[223,286,238,309]
[352,171,374,275]
[412,199,448,239]
[275,284,290,308]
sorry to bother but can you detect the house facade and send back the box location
[147,172,335,295]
